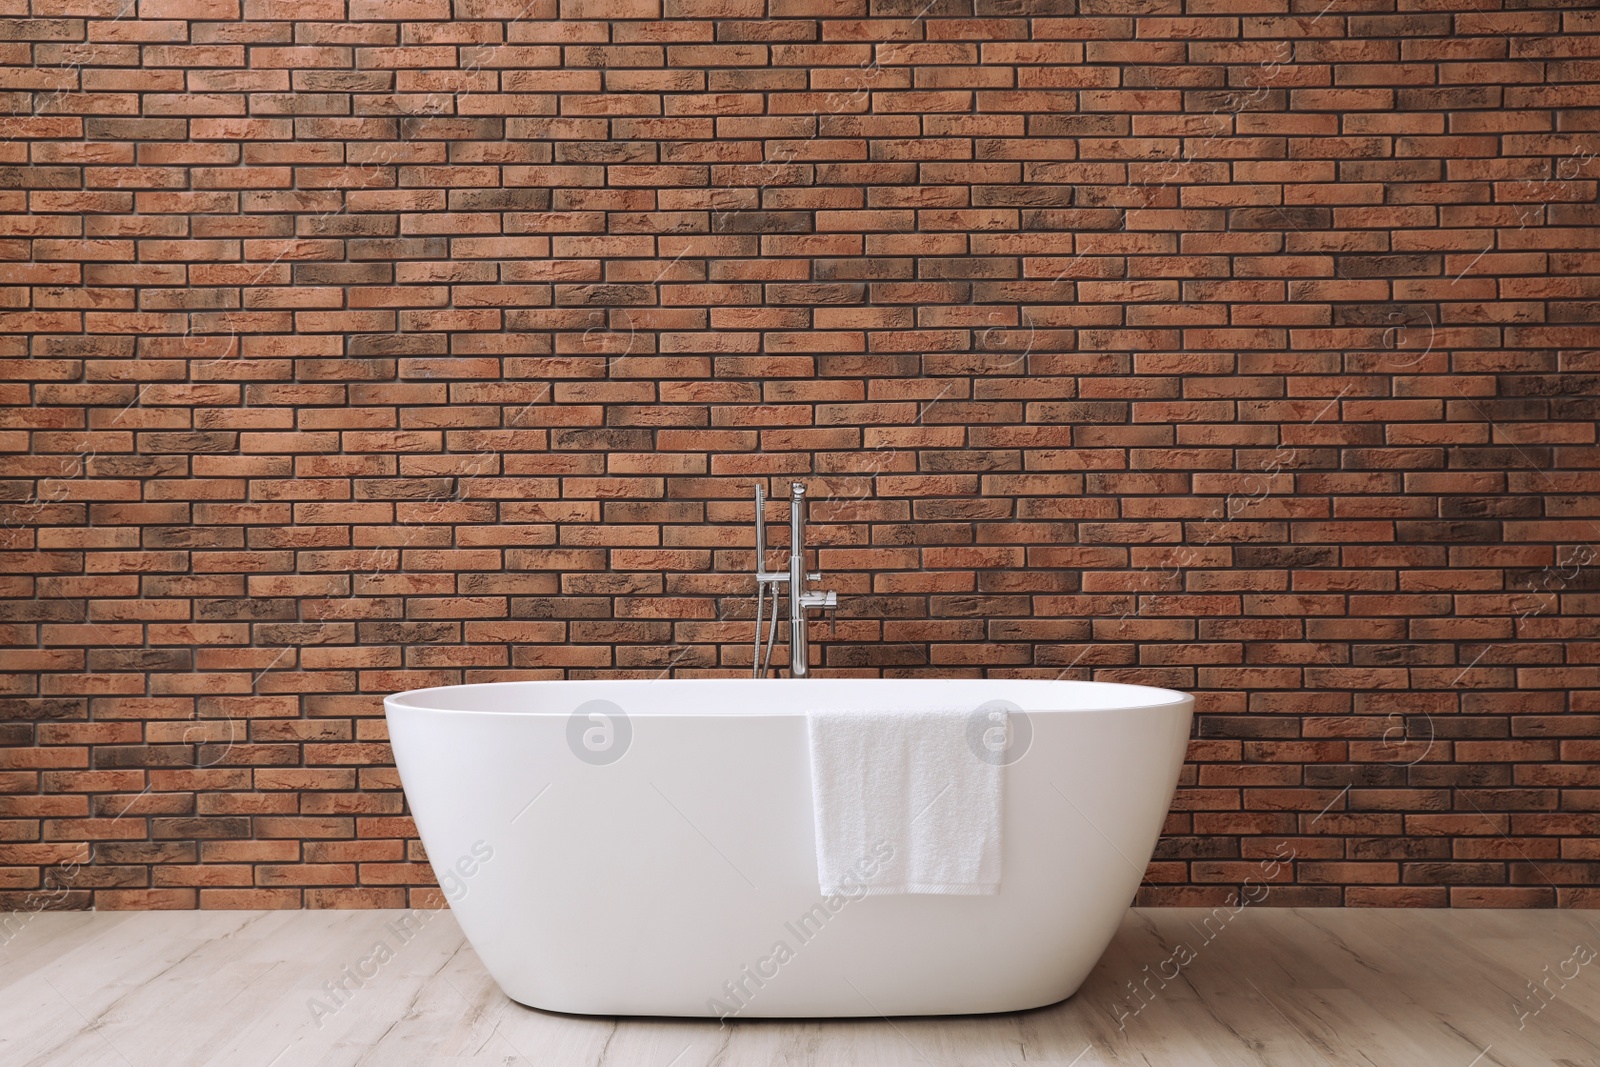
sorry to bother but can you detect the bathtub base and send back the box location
[502,983,1086,1020]
[487,957,1094,1020]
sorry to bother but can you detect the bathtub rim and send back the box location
[384,676,1194,717]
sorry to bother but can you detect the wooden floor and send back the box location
[2,907,1598,1066]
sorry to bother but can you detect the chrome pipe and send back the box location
[788,482,809,679]
[752,483,764,679]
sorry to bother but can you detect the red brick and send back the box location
[0,2,1596,912]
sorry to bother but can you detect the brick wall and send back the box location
[3,0,1599,911]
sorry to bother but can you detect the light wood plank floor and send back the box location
[2,908,1597,1066]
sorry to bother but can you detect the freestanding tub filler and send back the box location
[385,677,1193,1018]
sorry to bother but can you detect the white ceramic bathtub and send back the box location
[384,678,1193,1018]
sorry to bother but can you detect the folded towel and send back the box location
[807,707,1003,897]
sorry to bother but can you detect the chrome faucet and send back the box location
[752,481,837,678]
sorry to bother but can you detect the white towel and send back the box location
[807,707,1003,897]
